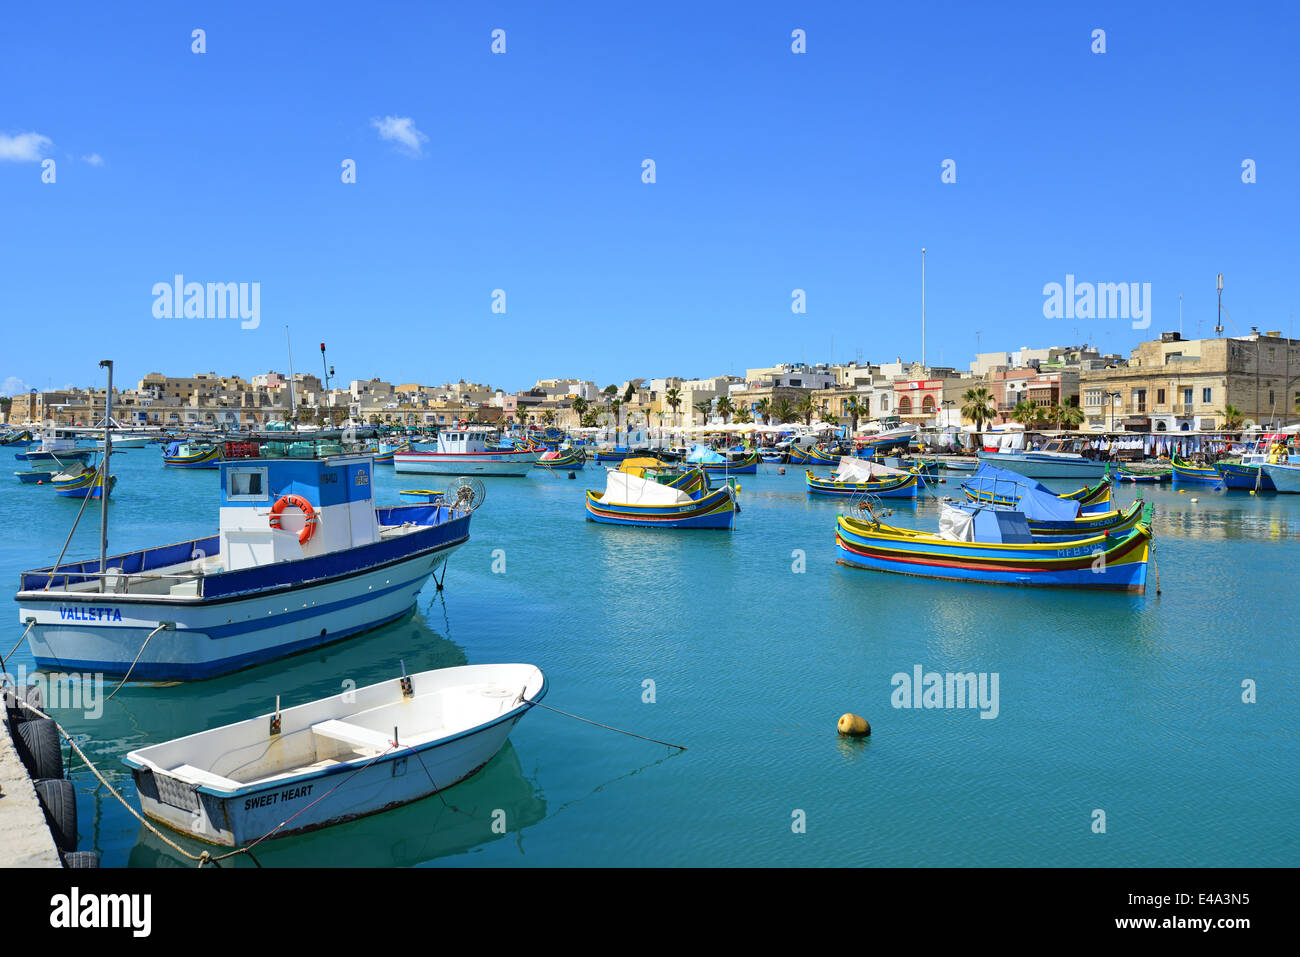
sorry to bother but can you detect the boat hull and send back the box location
[1171,456,1220,484]
[1262,463,1300,493]
[805,470,920,498]
[1213,462,1276,490]
[835,515,1150,591]
[163,448,221,469]
[18,513,470,680]
[585,485,735,528]
[393,450,537,476]
[126,667,545,846]
[975,451,1108,480]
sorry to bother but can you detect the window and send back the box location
[1183,388,1193,404]
[227,467,268,501]
[1135,389,1146,412]
[1156,388,1166,404]
[1202,387,1212,403]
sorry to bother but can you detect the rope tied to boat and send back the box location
[519,695,686,751]
[105,622,172,701]
[0,619,36,678]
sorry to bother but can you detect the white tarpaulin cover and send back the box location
[834,457,909,482]
[600,470,692,506]
[938,503,977,541]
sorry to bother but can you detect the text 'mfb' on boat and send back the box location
[393,429,540,476]
[124,663,546,846]
[16,454,472,680]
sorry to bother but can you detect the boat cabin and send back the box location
[218,455,379,570]
[436,430,495,454]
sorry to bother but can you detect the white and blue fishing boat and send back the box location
[13,434,94,468]
[124,663,545,846]
[976,438,1107,480]
[16,453,475,680]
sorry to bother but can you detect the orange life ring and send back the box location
[269,494,318,545]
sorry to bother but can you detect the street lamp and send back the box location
[1106,391,1122,433]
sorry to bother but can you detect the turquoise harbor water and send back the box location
[2,448,1296,867]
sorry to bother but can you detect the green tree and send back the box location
[795,395,816,425]
[1217,404,1245,430]
[771,398,794,424]
[755,397,770,423]
[715,396,734,423]
[665,387,682,426]
[961,387,996,446]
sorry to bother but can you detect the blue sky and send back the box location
[2,1,1296,397]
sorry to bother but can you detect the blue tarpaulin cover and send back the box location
[961,464,1081,522]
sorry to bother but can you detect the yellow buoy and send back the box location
[735,485,742,493]
[837,713,870,736]
[1249,490,1255,495]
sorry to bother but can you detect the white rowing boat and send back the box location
[124,663,546,846]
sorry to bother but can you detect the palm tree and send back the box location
[715,396,734,423]
[795,395,816,425]
[694,399,713,424]
[843,395,865,434]
[755,397,770,424]
[961,387,996,447]
[610,399,622,442]
[1217,404,1245,430]
[572,396,589,419]
[1056,403,1085,430]
[541,410,556,426]
[733,408,753,424]
[665,387,682,427]
[1010,400,1040,427]
[771,398,794,424]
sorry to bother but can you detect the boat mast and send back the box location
[98,359,113,592]
[286,326,297,432]
[921,247,927,369]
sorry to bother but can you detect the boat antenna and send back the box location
[98,359,113,591]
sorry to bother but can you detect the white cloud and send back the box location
[81,153,104,166]
[371,116,428,156]
[0,132,52,162]
[1,376,33,396]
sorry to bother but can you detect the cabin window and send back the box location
[227,467,269,501]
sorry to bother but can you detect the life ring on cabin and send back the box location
[269,494,318,545]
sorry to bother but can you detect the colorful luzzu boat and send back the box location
[804,445,841,466]
[959,466,1142,539]
[593,447,635,463]
[162,441,222,468]
[961,464,1112,515]
[535,448,585,470]
[1116,467,1171,484]
[17,454,472,680]
[835,501,1153,592]
[786,447,819,465]
[684,446,759,474]
[371,441,410,465]
[805,457,920,498]
[52,466,117,499]
[585,463,735,529]
[1171,454,1220,484]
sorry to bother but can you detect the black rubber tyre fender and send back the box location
[34,778,78,853]
[16,717,63,780]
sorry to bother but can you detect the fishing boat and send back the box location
[393,428,540,477]
[534,448,585,470]
[758,449,785,464]
[370,441,410,465]
[942,458,979,473]
[13,435,94,468]
[1262,462,1300,494]
[123,663,545,847]
[17,453,475,680]
[14,469,57,484]
[835,501,1153,592]
[976,438,1107,480]
[1212,437,1298,490]
[1116,466,1171,484]
[1170,454,1220,485]
[51,465,116,499]
[1,429,34,447]
[585,463,735,529]
[805,445,841,466]
[961,464,1113,515]
[684,446,759,474]
[592,447,636,464]
[806,457,920,498]
[162,441,222,469]
[959,466,1142,539]
[856,427,916,456]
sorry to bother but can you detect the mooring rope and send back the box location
[105,623,171,701]
[521,696,686,751]
[0,620,35,677]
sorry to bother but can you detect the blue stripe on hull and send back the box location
[835,542,1146,590]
